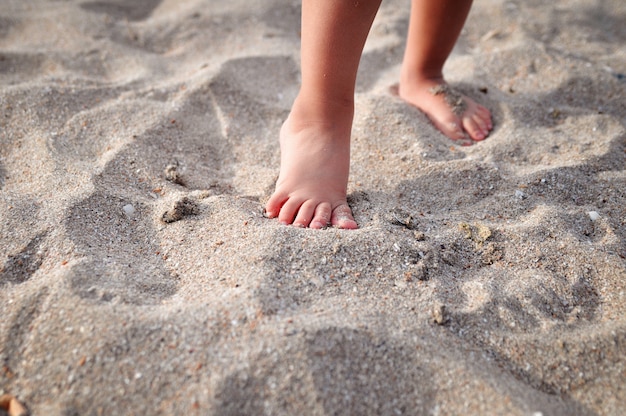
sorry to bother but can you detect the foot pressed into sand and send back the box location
[265,112,358,230]
[399,77,493,144]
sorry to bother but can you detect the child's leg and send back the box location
[265,0,382,229]
[399,0,492,142]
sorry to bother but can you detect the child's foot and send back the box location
[265,109,358,230]
[398,77,492,144]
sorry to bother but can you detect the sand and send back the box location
[1,0,625,414]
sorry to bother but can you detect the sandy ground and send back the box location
[1,0,625,414]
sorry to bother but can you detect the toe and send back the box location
[463,117,486,141]
[476,105,493,130]
[473,115,491,139]
[277,197,303,225]
[471,111,490,132]
[265,192,287,219]
[310,202,332,229]
[293,200,316,228]
[432,116,465,141]
[331,204,358,229]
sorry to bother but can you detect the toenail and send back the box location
[311,221,326,229]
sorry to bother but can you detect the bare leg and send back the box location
[399,0,492,143]
[265,0,382,229]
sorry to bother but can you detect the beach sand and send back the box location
[1,0,625,414]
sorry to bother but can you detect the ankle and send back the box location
[400,68,444,89]
[288,93,354,133]
[400,75,449,101]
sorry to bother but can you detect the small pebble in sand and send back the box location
[588,211,600,221]
[431,303,449,325]
[164,163,184,185]
[388,207,419,230]
[459,222,491,245]
[0,394,29,416]
[122,204,136,217]
[162,197,199,223]
[515,190,527,200]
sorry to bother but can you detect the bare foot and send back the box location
[265,110,358,230]
[399,77,492,144]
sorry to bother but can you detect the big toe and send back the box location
[463,116,488,141]
[331,204,358,229]
[431,114,466,141]
[463,103,493,141]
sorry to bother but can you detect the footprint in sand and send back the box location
[65,192,177,305]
